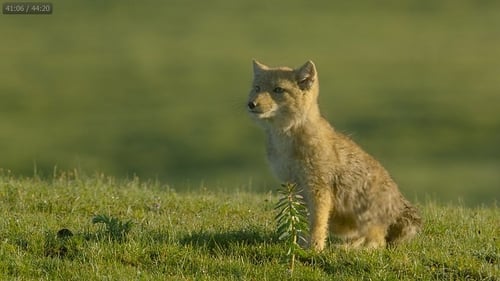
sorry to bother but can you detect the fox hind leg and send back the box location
[341,225,386,249]
[363,225,387,249]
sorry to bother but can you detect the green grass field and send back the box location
[0,174,498,280]
[1,2,499,203]
[1,2,499,280]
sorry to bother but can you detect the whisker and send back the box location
[224,97,249,114]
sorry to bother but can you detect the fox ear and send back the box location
[252,59,268,74]
[296,60,317,90]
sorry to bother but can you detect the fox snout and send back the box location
[247,95,266,113]
[247,95,278,119]
[247,100,257,110]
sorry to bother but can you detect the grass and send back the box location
[0,1,499,205]
[1,172,498,280]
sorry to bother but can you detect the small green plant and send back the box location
[275,182,309,275]
[92,214,133,242]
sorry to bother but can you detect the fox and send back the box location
[247,60,421,251]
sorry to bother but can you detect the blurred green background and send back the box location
[1,0,499,205]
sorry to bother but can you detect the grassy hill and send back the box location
[1,173,498,280]
[0,1,499,205]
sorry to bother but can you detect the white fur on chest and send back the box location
[265,123,338,189]
[266,130,304,184]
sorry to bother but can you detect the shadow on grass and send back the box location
[180,228,282,265]
[180,228,277,250]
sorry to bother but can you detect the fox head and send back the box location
[247,60,320,131]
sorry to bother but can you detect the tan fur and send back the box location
[247,60,422,251]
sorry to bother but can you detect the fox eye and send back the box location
[254,85,261,92]
[273,87,285,94]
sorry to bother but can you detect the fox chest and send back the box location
[267,145,298,182]
[266,136,313,184]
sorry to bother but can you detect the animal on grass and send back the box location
[247,60,422,251]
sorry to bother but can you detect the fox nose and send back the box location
[247,101,257,110]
